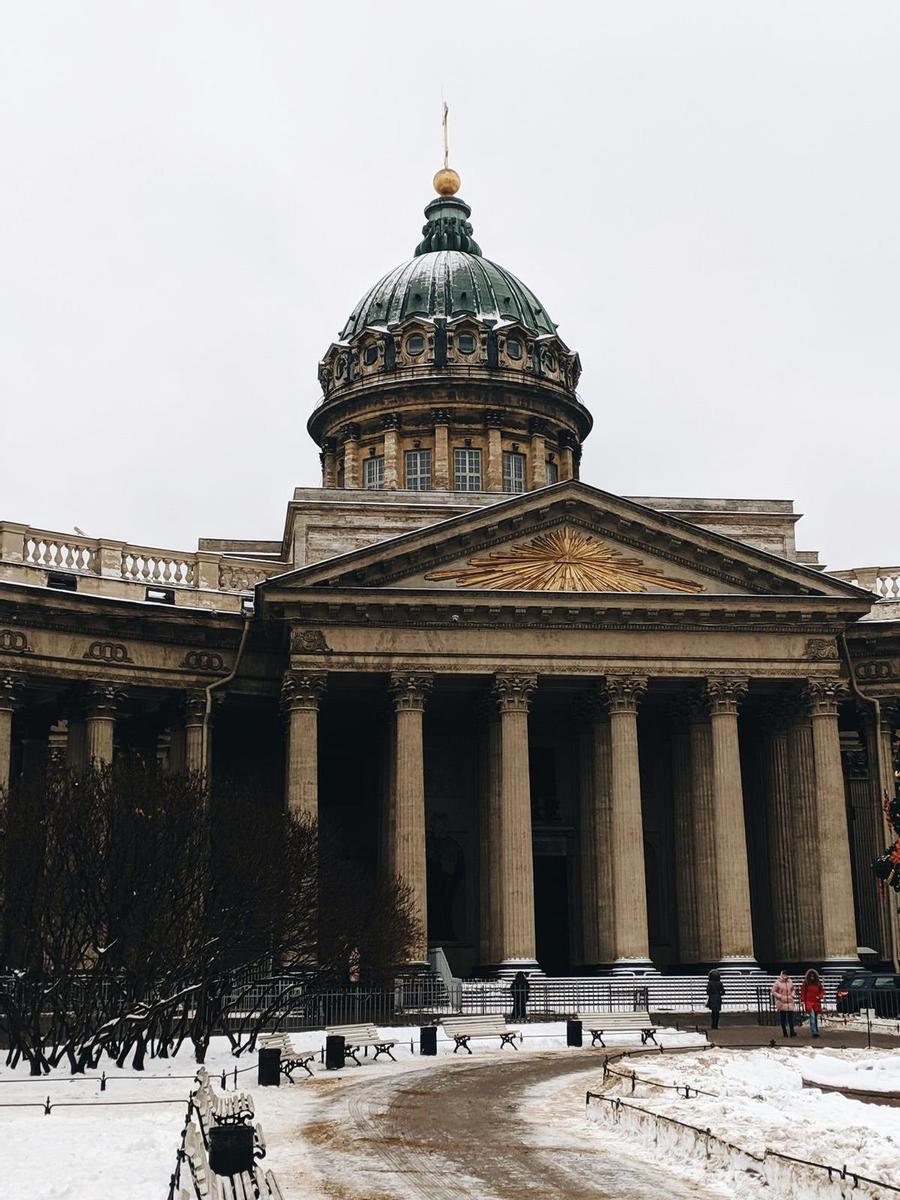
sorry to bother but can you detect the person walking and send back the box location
[706,968,725,1030]
[772,969,797,1037]
[800,968,824,1038]
[510,970,529,1020]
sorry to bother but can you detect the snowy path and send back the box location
[280,1052,724,1199]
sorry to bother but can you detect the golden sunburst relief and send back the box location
[424,528,705,593]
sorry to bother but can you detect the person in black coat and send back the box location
[511,971,529,1020]
[706,968,725,1029]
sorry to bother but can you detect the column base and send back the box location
[611,957,658,976]
[715,956,762,975]
[492,958,542,979]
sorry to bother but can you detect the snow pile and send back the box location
[802,1053,900,1093]
[0,1021,702,1198]
[587,1047,900,1196]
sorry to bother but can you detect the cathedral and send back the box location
[1,165,898,978]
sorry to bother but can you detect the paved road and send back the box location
[296,1052,722,1199]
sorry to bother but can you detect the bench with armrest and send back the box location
[182,1121,283,1200]
[571,1009,658,1048]
[259,1032,316,1081]
[326,1023,397,1066]
[192,1068,265,1160]
[442,1015,520,1054]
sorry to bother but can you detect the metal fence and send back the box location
[460,980,649,1017]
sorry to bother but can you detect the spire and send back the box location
[416,105,481,256]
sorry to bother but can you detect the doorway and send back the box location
[534,854,570,975]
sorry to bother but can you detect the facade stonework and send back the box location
[1,177,898,976]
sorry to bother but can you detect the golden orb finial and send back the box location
[433,167,461,196]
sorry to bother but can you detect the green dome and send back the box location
[339,195,558,341]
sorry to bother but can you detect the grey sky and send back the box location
[2,2,897,570]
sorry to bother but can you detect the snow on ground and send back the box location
[589,1046,900,1193]
[0,1023,703,1199]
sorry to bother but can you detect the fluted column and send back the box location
[670,705,700,964]
[805,680,859,964]
[321,438,337,487]
[183,691,207,774]
[706,678,756,967]
[604,675,651,969]
[341,424,360,489]
[85,684,123,765]
[389,673,433,963]
[578,693,615,968]
[282,671,327,820]
[529,418,547,489]
[383,416,400,490]
[492,673,538,971]
[762,703,799,961]
[478,707,503,967]
[788,706,824,959]
[866,706,900,966]
[0,674,23,793]
[688,696,720,962]
[485,416,503,492]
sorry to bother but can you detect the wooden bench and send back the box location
[327,1023,397,1065]
[259,1032,316,1081]
[442,1015,519,1054]
[182,1121,283,1200]
[192,1069,265,1161]
[571,1010,658,1048]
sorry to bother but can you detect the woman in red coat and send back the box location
[800,968,825,1038]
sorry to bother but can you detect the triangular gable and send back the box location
[262,481,870,601]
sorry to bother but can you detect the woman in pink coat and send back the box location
[771,969,797,1037]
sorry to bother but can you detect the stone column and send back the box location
[805,679,859,965]
[184,690,207,774]
[529,418,547,489]
[578,694,615,969]
[670,705,700,964]
[788,705,825,959]
[65,699,87,772]
[604,675,652,969]
[478,706,503,968]
[0,673,22,793]
[85,683,123,765]
[485,412,503,491]
[706,678,756,967]
[282,671,327,820]
[432,410,450,489]
[689,696,720,963]
[558,437,574,481]
[341,423,360,489]
[866,706,900,966]
[321,438,337,487]
[492,673,538,972]
[762,704,799,961]
[389,673,433,964]
[383,415,400,490]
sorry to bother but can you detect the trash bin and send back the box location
[258,1046,281,1087]
[209,1123,254,1175]
[567,1019,583,1047]
[420,1025,437,1056]
[325,1034,345,1070]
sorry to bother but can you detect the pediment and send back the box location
[263,481,869,604]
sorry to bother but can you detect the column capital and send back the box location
[665,696,694,734]
[389,673,433,711]
[0,672,25,712]
[381,411,401,430]
[484,408,503,428]
[803,678,850,717]
[601,675,647,714]
[757,693,795,736]
[282,670,328,713]
[431,407,451,425]
[339,422,360,443]
[492,673,537,714]
[706,677,748,716]
[85,682,127,720]
[183,689,207,726]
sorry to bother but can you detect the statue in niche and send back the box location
[426,813,465,942]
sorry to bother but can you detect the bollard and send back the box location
[258,1047,281,1087]
[566,1019,582,1048]
[209,1124,254,1176]
[420,1026,437,1056]
[325,1034,345,1070]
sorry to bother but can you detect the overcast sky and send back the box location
[1,2,897,570]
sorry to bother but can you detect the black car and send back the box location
[835,971,900,1017]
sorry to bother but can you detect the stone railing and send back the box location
[0,522,283,600]
[830,565,900,602]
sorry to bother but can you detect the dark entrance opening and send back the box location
[534,855,570,975]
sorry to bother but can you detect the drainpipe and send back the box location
[200,611,253,774]
[839,631,899,972]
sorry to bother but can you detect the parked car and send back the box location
[835,971,900,1017]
